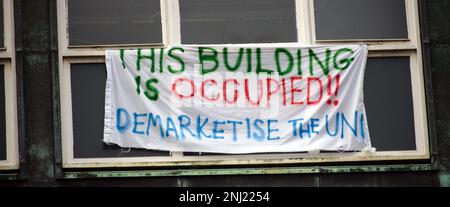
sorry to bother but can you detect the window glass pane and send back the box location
[68,57,417,159]
[180,0,297,44]
[0,0,4,48]
[364,57,416,151]
[314,0,408,40]
[67,0,162,46]
[70,63,169,158]
[0,65,5,160]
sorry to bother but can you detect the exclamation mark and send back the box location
[326,74,340,106]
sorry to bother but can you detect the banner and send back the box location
[103,45,371,153]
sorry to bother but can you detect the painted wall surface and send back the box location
[0,0,448,186]
[426,0,450,186]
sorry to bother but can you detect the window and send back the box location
[313,0,408,40]
[179,0,297,44]
[0,0,19,170]
[58,0,429,168]
[67,0,163,46]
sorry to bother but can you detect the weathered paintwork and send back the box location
[0,0,448,187]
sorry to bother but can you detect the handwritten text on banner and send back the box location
[103,45,371,153]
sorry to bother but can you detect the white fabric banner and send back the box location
[103,45,371,153]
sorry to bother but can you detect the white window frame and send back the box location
[58,0,429,168]
[0,0,19,170]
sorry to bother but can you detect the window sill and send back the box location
[62,164,436,179]
[0,172,21,180]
